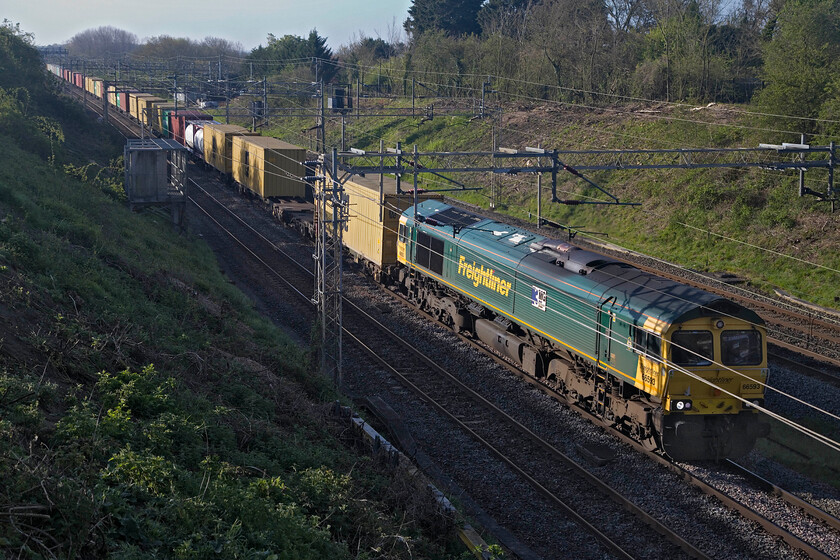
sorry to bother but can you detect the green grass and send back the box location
[0,95,463,559]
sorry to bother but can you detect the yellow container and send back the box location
[130,94,155,121]
[137,97,166,127]
[320,174,442,268]
[203,124,259,175]
[231,135,306,198]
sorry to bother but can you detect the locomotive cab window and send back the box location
[633,328,661,360]
[721,330,762,366]
[671,330,713,366]
[398,224,406,243]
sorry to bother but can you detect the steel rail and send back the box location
[726,460,840,535]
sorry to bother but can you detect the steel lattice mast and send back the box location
[314,148,345,386]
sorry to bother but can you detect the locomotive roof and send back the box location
[410,200,763,329]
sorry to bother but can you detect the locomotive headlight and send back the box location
[673,399,693,411]
[715,320,725,329]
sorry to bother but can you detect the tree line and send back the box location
[60,0,840,137]
[388,0,840,135]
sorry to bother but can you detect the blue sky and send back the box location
[6,0,414,50]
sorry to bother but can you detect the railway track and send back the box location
[769,348,840,388]
[390,283,840,560]
[188,171,710,560]
[726,460,840,543]
[185,171,840,559]
[343,297,714,559]
[59,80,140,139]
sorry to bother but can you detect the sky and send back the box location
[5,0,414,51]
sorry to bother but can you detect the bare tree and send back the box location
[478,0,536,42]
[66,26,138,57]
[528,0,612,98]
[201,37,244,58]
[605,0,649,32]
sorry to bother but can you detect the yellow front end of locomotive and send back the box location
[661,316,767,415]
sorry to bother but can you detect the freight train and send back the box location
[50,63,769,461]
[45,63,308,202]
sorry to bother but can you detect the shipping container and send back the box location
[129,94,153,121]
[231,136,307,199]
[150,102,176,136]
[106,85,118,108]
[320,174,442,270]
[118,91,128,112]
[170,110,212,145]
[136,96,166,127]
[202,124,260,175]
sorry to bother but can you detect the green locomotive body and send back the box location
[397,200,768,460]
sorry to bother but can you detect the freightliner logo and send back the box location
[457,255,512,297]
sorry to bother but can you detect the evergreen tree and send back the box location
[755,0,840,133]
[404,0,484,38]
[248,29,337,82]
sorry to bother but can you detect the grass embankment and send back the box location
[255,98,839,309]
[0,97,462,558]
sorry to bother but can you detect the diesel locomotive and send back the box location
[391,200,768,461]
